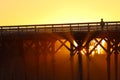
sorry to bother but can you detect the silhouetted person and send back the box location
[100,18,105,31]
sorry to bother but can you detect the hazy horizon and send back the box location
[0,0,120,25]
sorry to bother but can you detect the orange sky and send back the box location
[0,0,120,25]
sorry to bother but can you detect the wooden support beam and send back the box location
[114,39,119,80]
[77,52,83,80]
[70,42,75,80]
[58,39,70,51]
[107,39,111,80]
[54,40,68,54]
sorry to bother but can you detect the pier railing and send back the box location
[0,21,120,33]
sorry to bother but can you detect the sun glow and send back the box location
[80,48,86,55]
[0,0,120,25]
[80,39,106,56]
[73,40,78,47]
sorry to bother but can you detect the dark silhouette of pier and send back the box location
[0,21,120,80]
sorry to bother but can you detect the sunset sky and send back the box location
[0,0,120,25]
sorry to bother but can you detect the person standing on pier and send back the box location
[100,18,105,31]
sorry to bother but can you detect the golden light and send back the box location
[90,39,106,56]
[73,40,78,47]
[91,51,95,56]
[97,45,101,54]
[80,38,106,56]
[80,48,86,55]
